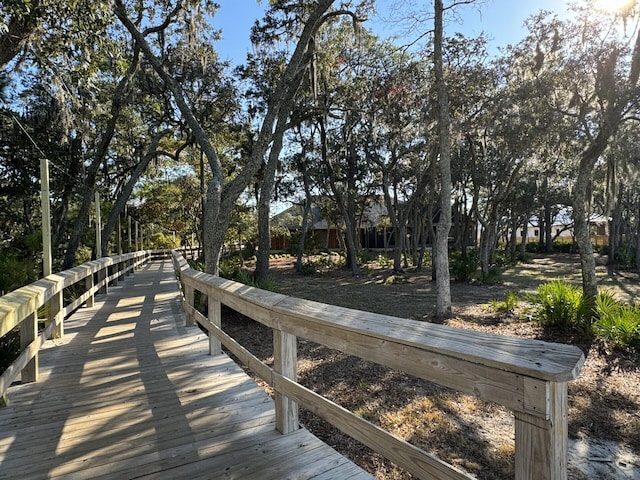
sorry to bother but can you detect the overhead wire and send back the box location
[4,109,80,184]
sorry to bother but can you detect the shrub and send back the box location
[0,250,35,294]
[449,251,478,282]
[529,280,592,335]
[357,249,373,264]
[377,254,392,268]
[594,291,640,352]
[489,291,519,315]
[478,267,502,285]
[148,232,179,249]
[300,260,317,276]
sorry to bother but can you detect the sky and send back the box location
[210,0,572,66]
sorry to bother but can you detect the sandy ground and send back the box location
[225,252,640,479]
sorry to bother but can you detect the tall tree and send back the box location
[433,0,452,319]
[115,0,360,276]
[524,4,640,300]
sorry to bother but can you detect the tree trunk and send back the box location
[574,150,601,301]
[608,183,623,276]
[509,215,518,263]
[521,215,528,260]
[62,46,139,269]
[544,177,553,253]
[296,160,314,273]
[255,109,289,283]
[115,0,336,275]
[636,203,640,274]
[100,131,167,256]
[433,0,452,320]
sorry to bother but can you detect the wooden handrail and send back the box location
[0,251,152,398]
[172,250,585,480]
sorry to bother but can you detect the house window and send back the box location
[534,229,539,237]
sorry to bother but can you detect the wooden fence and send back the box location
[172,250,585,480]
[0,251,151,399]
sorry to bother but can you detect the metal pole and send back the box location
[40,158,52,276]
[95,191,102,259]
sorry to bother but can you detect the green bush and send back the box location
[449,251,479,282]
[300,260,317,276]
[357,249,372,264]
[594,291,640,352]
[489,291,519,315]
[529,280,592,335]
[0,251,35,294]
[148,232,179,249]
[377,254,392,268]
[478,267,502,285]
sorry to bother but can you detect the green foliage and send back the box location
[449,251,478,282]
[377,254,392,268]
[529,280,591,335]
[488,291,519,314]
[357,249,373,264]
[384,274,409,285]
[0,329,20,375]
[75,246,93,266]
[299,261,318,276]
[525,241,578,254]
[594,291,640,352]
[478,267,502,285]
[0,250,35,294]
[148,232,179,250]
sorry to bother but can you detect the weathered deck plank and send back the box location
[0,261,373,480]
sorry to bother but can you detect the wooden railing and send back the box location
[172,250,585,480]
[0,251,151,399]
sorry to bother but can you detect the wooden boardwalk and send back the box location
[0,260,373,480]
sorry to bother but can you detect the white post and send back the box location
[40,158,52,277]
[95,191,102,259]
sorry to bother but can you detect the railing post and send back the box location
[20,311,38,383]
[117,258,125,282]
[274,330,298,434]
[185,284,195,327]
[85,272,94,307]
[515,381,568,480]
[208,293,222,355]
[97,264,108,295]
[49,289,63,339]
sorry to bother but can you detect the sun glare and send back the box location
[595,0,636,13]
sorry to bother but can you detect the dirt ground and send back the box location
[223,253,640,479]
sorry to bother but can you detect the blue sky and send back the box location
[210,0,571,65]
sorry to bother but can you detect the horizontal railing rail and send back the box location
[0,251,151,399]
[172,250,585,480]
